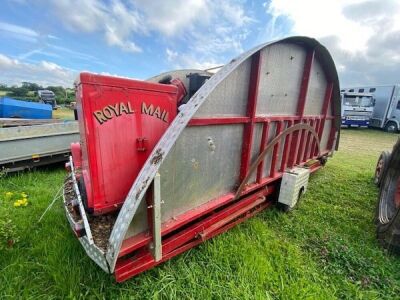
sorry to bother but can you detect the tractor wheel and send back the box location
[374,151,391,187]
[375,139,400,254]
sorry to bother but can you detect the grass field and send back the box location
[1,129,400,299]
[52,107,75,120]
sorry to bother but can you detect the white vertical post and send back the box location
[151,173,162,262]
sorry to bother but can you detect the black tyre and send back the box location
[277,187,304,212]
[384,121,398,133]
[375,139,400,254]
[374,151,391,187]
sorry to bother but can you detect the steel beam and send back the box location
[239,51,262,182]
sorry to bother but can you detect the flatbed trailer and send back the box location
[0,121,79,172]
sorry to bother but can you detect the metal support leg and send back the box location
[151,173,162,262]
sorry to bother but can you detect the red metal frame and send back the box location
[189,117,250,126]
[239,51,262,182]
[270,121,283,177]
[116,201,271,282]
[115,187,273,281]
[111,45,339,280]
[71,44,339,281]
[280,120,293,172]
[257,122,270,183]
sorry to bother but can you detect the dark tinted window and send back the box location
[397,100,400,110]
[369,88,376,92]
[359,88,364,92]
[340,89,345,92]
[349,89,354,92]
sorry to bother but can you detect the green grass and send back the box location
[1,129,400,299]
[52,107,75,120]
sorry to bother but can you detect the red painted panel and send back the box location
[76,73,179,214]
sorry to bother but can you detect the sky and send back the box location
[0,0,399,88]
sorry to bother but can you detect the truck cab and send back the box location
[341,92,374,127]
[38,90,57,109]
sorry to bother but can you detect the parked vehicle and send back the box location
[0,96,52,119]
[374,141,400,253]
[340,92,374,127]
[341,85,400,132]
[0,121,79,172]
[38,90,57,109]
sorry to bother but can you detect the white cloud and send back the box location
[0,21,39,38]
[160,0,253,69]
[170,53,220,70]
[267,0,373,52]
[134,0,208,36]
[0,53,76,87]
[51,0,105,33]
[0,21,39,42]
[51,0,142,53]
[166,48,178,62]
[48,0,252,66]
[265,0,400,86]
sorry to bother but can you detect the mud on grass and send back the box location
[1,129,400,299]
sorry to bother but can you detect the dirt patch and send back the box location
[89,214,116,251]
[63,177,117,252]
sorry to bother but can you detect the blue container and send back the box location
[0,97,52,119]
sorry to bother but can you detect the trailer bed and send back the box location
[0,121,79,172]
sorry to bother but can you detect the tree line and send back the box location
[0,82,75,104]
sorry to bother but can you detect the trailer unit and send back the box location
[63,36,341,282]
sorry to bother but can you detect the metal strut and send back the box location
[234,123,321,199]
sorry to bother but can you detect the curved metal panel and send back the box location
[106,36,341,271]
[256,43,306,116]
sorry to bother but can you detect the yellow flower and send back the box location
[13,198,28,207]
[21,192,28,198]
[5,192,13,198]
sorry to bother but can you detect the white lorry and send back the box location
[341,85,400,132]
[340,92,374,127]
[38,90,57,109]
